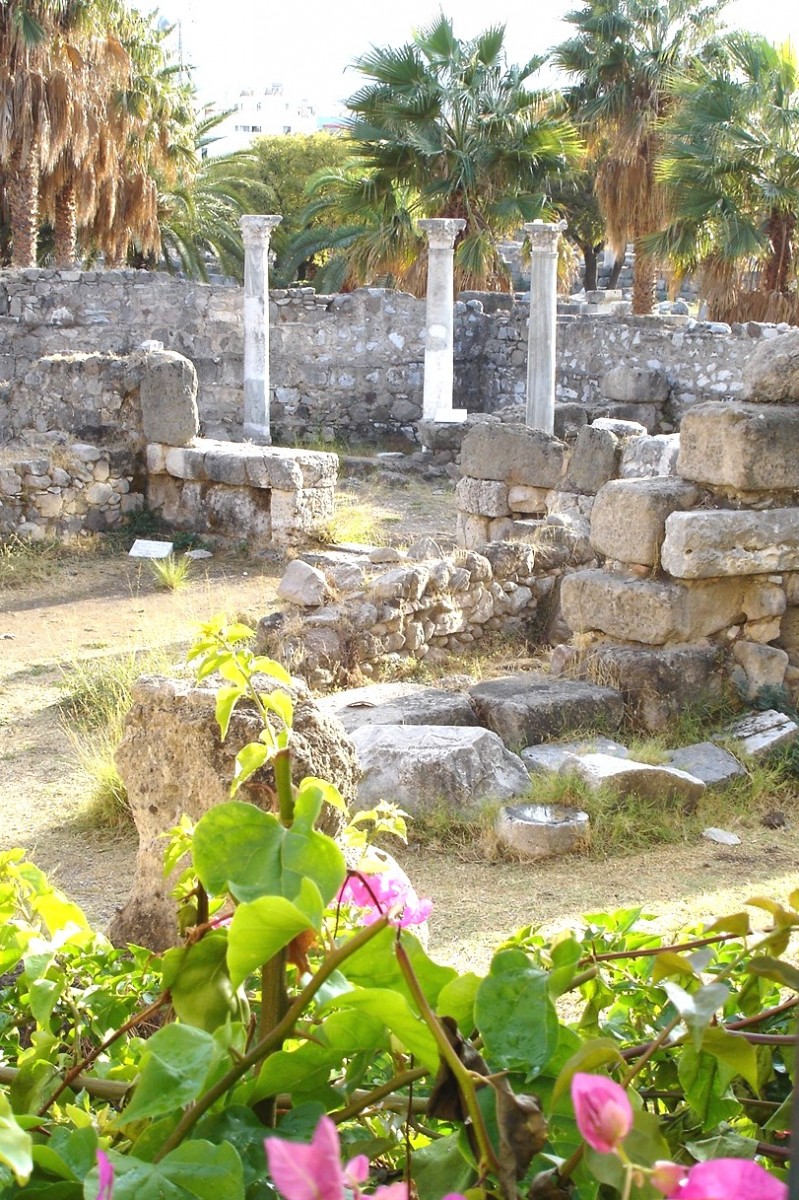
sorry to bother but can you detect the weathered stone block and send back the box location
[139,350,199,445]
[277,560,329,607]
[351,724,531,812]
[455,476,510,517]
[562,425,619,495]
[508,485,550,513]
[715,709,798,758]
[591,479,700,567]
[601,364,670,404]
[319,684,477,731]
[742,329,799,402]
[570,753,704,810]
[469,673,623,748]
[164,446,205,480]
[678,403,799,491]
[665,742,747,789]
[271,487,334,543]
[731,641,788,701]
[455,510,491,549]
[779,606,799,651]
[663,508,799,578]
[459,424,567,487]
[560,569,745,644]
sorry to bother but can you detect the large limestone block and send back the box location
[715,709,799,757]
[139,350,199,445]
[678,403,799,492]
[459,424,567,487]
[110,677,356,950]
[731,641,788,701]
[601,365,670,404]
[742,329,799,402]
[278,559,330,607]
[591,479,700,567]
[351,725,531,813]
[570,753,704,811]
[662,508,799,579]
[559,642,723,733]
[562,425,619,495]
[318,684,477,732]
[469,673,623,748]
[560,570,745,644]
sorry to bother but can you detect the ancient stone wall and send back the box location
[2,269,794,447]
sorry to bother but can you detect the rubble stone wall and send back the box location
[2,269,793,447]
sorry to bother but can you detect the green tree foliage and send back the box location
[303,15,581,295]
[244,133,351,286]
[652,33,799,322]
[552,0,728,313]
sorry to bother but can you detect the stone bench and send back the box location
[145,438,338,547]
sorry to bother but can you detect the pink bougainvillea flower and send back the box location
[265,1115,411,1200]
[666,1158,788,1200]
[651,1160,689,1195]
[570,1072,633,1155]
[337,855,432,928]
[95,1149,114,1200]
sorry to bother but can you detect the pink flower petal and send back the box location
[652,1160,689,1196]
[264,1116,345,1200]
[338,861,432,928]
[96,1150,114,1200]
[344,1153,369,1186]
[675,1158,787,1200]
[571,1072,633,1155]
[372,1185,409,1200]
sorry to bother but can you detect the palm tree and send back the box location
[652,34,799,322]
[304,15,580,294]
[552,0,728,313]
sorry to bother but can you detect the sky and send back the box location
[158,0,799,114]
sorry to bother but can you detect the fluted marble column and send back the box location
[240,214,282,443]
[419,217,467,422]
[524,219,567,435]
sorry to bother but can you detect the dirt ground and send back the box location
[2,472,798,973]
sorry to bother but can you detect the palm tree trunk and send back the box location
[607,253,623,290]
[7,147,40,268]
[581,242,599,291]
[632,237,656,315]
[763,209,796,295]
[54,182,78,268]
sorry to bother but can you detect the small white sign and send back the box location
[128,539,174,559]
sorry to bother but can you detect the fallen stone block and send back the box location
[620,433,680,479]
[591,478,701,567]
[496,803,590,859]
[678,402,799,492]
[731,642,789,701]
[665,742,747,789]
[714,709,799,758]
[662,508,799,578]
[570,753,705,811]
[469,673,623,748]
[317,684,477,732]
[350,724,531,812]
[562,425,619,495]
[522,737,629,775]
[277,560,329,607]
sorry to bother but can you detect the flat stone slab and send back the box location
[714,709,799,758]
[570,753,705,811]
[469,673,623,748]
[522,737,629,775]
[317,684,477,733]
[591,478,700,567]
[496,803,590,860]
[148,439,338,490]
[350,725,531,813]
[662,508,799,578]
[665,742,747,788]
[677,403,799,492]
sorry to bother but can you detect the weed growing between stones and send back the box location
[315,491,399,546]
[0,619,794,1199]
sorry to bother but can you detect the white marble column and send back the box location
[419,217,467,422]
[240,214,282,443]
[523,219,567,435]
